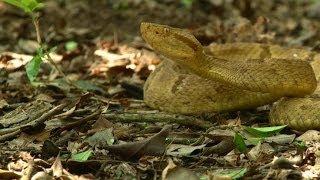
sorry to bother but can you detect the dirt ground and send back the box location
[1,0,320,179]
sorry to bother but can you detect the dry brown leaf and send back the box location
[106,125,171,159]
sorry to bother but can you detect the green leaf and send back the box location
[3,0,23,9]
[21,0,43,12]
[26,48,44,82]
[217,168,247,179]
[181,0,194,8]
[4,0,43,13]
[245,125,287,138]
[234,133,247,153]
[293,140,307,150]
[71,150,93,162]
[65,41,78,52]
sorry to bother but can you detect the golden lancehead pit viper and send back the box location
[140,22,320,131]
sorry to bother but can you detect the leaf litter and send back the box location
[1,0,320,179]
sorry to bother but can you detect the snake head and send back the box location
[140,22,203,64]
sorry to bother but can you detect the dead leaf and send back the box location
[265,134,296,144]
[247,142,275,161]
[0,169,21,179]
[166,144,206,156]
[297,130,320,142]
[85,128,114,147]
[162,158,198,180]
[31,171,53,180]
[52,155,63,177]
[41,140,61,159]
[0,99,9,109]
[115,163,137,178]
[106,125,171,159]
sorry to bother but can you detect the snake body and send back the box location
[140,22,320,130]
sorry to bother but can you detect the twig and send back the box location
[59,109,101,131]
[0,129,21,142]
[0,103,67,142]
[30,102,68,126]
[102,111,213,129]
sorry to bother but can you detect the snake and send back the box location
[140,22,320,131]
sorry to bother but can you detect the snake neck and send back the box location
[185,52,317,97]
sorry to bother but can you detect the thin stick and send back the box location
[102,111,213,129]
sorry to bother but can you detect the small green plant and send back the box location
[3,0,68,83]
[180,0,194,9]
[293,140,307,150]
[244,125,287,137]
[25,47,43,81]
[4,0,43,13]
[71,149,93,162]
[234,125,288,152]
[234,132,248,153]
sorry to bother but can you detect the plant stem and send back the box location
[30,12,77,88]
[32,14,42,45]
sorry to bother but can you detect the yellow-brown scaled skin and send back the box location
[141,22,320,130]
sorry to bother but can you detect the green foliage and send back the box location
[3,0,43,13]
[71,149,93,162]
[234,132,247,153]
[234,125,288,152]
[112,0,129,10]
[180,0,194,8]
[26,47,44,82]
[293,140,307,150]
[4,0,46,82]
[244,125,287,137]
[65,41,78,52]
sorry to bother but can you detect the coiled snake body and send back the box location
[140,22,320,131]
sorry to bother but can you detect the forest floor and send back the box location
[1,0,320,179]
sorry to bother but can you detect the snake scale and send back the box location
[140,22,320,131]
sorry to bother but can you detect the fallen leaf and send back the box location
[85,128,114,147]
[265,134,296,144]
[52,155,63,177]
[106,125,171,159]
[162,158,198,180]
[41,140,61,159]
[297,130,320,142]
[166,144,206,156]
[0,169,21,179]
[247,142,275,161]
[71,149,93,162]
